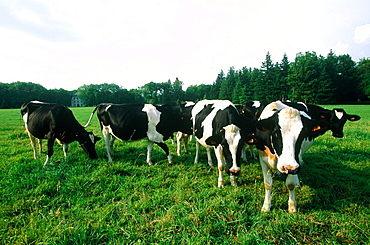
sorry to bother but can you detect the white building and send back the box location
[71,93,85,107]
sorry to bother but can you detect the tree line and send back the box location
[1,50,369,109]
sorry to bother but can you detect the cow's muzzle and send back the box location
[229,168,241,176]
[89,154,98,159]
[332,132,344,138]
[287,166,300,175]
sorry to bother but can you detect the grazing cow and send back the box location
[84,102,193,164]
[279,101,361,138]
[192,100,255,187]
[21,101,100,166]
[255,101,333,212]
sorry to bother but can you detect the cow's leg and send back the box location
[286,174,300,213]
[194,140,200,164]
[176,132,182,156]
[171,134,175,144]
[260,161,273,212]
[206,147,213,167]
[155,142,172,164]
[27,132,39,159]
[214,145,225,188]
[62,144,69,158]
[44,135,55,166]
[102,126,114,162]
[183,134,189,154]
[146,141,153,165]
[177,133,189,156]
[249,145,257,159]
[38,139,42,155]
[108,134,115,157]
[241,143,248,162]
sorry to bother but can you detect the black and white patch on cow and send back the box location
[255,101,330,212]
[21,101,100,166]
[85,103,193,164]
[192,100,255,187]
[239,100,268,161]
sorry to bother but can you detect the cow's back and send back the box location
[97,104,148,141]
[192,100,240,145]
[25,103,56,139]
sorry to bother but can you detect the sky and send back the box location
[1,0,370,91]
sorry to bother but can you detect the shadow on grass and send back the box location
[298,145,370,212]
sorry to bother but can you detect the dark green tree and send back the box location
[251,67,265,102]
[210,70,225,99]
[287,51,330,103]
[232,68,254,104]
[185,84,212,102]
[279,53,290,100]
[219,67,237,100]
[9,82,48,107]
[172,77,186,103]
[261,52,275,101]
[335,54,360,102]
[357,58,370,100]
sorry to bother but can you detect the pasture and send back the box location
[0,105,369,244]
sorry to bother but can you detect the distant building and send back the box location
[71,93,85,107]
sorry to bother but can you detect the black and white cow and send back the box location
[254,101,334,212]
[84,102,193,164]
[239,101,267,160]
[21,101,100,166]
[241,101,265,120]
[192,100,255,187]
[279,101,361,138]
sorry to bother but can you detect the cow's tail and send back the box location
[84,106,99,128]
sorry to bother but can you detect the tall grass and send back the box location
[0,105,369,244]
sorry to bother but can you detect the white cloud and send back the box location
[11,8,43,25]
[331,41,350,55]
[354,24,370,44]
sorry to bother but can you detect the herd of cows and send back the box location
[20,100,361,212]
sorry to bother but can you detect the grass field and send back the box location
[0,105,369,244]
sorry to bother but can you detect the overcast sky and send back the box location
[1,0,369,91]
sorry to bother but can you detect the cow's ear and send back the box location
[347,114,360,121]
[205,134,223,146]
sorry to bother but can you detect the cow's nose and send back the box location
[332,132,344,138]
[287,166,300,175]
[229,169,240,175]
[89,154,98,159]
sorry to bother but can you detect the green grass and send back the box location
[0,105,369,244]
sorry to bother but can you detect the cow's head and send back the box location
[324,109,360,138]
[78,132,101,159]
[177,102,194,135]
[205,124,244,176]
[256,108,329,174]
[241,101,262,119]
